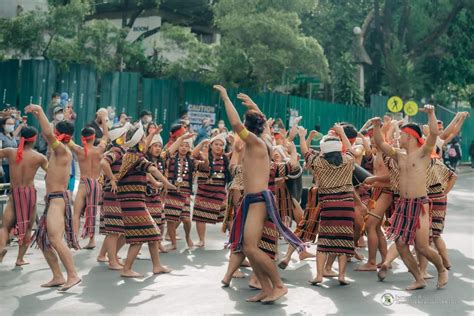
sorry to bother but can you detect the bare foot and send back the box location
[58,277,82,292]
[299,250,316,260]
[41,278,66,288]
[355,262,377,271]
[423,272,434,280]
[83,242,96,250]
[186,237,194,249]
[15,260,30,266]
[248,278,261,290]
[0,248,7,263]
[261,286,288,304]
[377,262,392,269]
[377,264,388,281]
[309,276,323,285]
[159,245,168,253]
[338,277,350,286]
[221,280,230,288]
[97,256,108,263]
[323,269,338,278]
[246,291,269,302]
[406,280,426,291]
[120,270,144,278]
[232,270,246,278]
[278,260,289,270]
[195,240,205,248]
[240,259,251,267]
[153,266,171,274]
[437,269,448,289]
[164,245,177,252]
[108,264,123,271]
[354,251,364,261]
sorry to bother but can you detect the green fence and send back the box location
[1,59,472,161]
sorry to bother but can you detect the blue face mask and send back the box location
[5,124,14,133]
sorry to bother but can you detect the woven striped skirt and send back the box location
[316,191,355,256]
[32,191,80,251]
[146,193,165,231]
[10,186,37,246]
[429,192,447,237]
[120,199,161,244]
[193,182,227,224]
[221,189,243,233]
[80,177,102,239]
[386,196,429,245]
[101,190,124,235]
[275,181,296,227]
[163,190,191,223]
[294,186,320,243]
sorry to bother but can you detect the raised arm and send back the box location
[167,132,195,156]
[333,124,352,154]
[214,85,260,145]
[286,142,301,170]
[24,105,55,145]
[192,139,210,159]
[298,127,309,156]
[372,117,398,161]
[422,105,440,156]
[287,116,302,142]
[143,125,162,153]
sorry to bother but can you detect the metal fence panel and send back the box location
[0,59,19,108]
[100,72,140,120]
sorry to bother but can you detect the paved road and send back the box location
[0,167,473,315]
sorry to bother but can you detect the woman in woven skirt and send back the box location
[97,123,131,270]
[116,124,175,277]
[192,133,230,247]
[300,125,356,286]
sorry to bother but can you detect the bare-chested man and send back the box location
[25,104,81,292]
[69,123,108,249]
[373,105,448,290]
[0,126,48,265]
[215,85,305,304]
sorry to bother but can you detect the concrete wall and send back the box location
[0,0,47,18]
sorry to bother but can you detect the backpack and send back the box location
[448,146,457,158]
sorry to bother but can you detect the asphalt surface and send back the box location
[0,167,473,316]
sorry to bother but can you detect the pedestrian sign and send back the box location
[404,101,418,116]
[387,96,403,113]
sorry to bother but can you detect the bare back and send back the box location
[45,145,72,193]
[242,137,270,194]
[397,148,430,198]
[76,144,104,179]
[5,147,47,188]
[373,151,389,177]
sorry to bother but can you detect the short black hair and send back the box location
[170,124,184,134]
[126,126,138,142]
[314,125,321,132]
[20,126,38,139]
[401,123,422,138]
[342,123,358,139]
[81,126,96,138]
[56,120,75,136]
[52,92,60,98]
[244,110,266,136]
[139,110,152,118]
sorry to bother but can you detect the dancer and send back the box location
[0,126,47,265]
[98,124,130,270]
[69,124,108,249]
[373,105,448,290]
[300,125,356,286]
[116,124,175,277]
[215,85,305,304]
[192,133,230,247]
[25,104,81,292]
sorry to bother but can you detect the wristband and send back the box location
[238,128,249,140]
[51,139,60,149]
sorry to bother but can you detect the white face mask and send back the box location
[218,123,225,129]
[5,124,14,133]
[55,113,64,121]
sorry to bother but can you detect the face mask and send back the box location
[218,124,225,129]
[143,117,151,124]
[55,113,64,121]
[120,117,126,123]
[53,99,60,105]
[5,125,14,133]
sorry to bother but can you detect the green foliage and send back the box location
[213,0,329,89]
[334,53,364,106]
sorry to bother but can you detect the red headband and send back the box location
[401,127,425,146]
[16,135,37,163]
[81,134,96,157]
[171,126,186,139]
[273,133,282,140]
[54,129,72,143]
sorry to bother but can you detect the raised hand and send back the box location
[182,132,196,140]
[24,104,43,116]
[285,141,297,154]
[237,93,257,109]
[297,126,307,138]
[371,117,383,128]
[422,104,435,114]
[154,124,163,135]
[333,123,345,135]
[213,85,229,100]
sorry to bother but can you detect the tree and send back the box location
[213,0,329,90]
